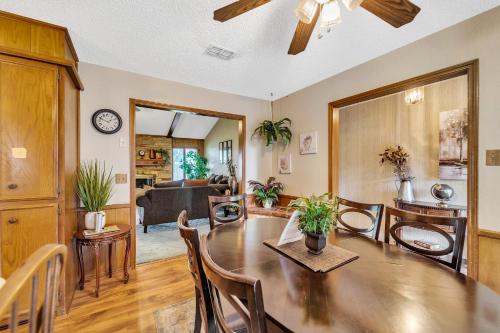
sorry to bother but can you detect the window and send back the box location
[173,148,198,180]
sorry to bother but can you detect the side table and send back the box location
[75,224,131,297]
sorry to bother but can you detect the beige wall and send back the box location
[272,7,500,231]
[79,63,271,204]
[204,118,240,177]
[339,76,468,208]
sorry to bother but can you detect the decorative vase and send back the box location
[84,211,107,230]
[396,178,415,202]
[305,232,327,255]
[228,175,238,195]
[263,199,273,209]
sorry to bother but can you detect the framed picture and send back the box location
[439,109,468,180]
[299,131,318,155]
[278,154,292,174]
[219,139,233,163]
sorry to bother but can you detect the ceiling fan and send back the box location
[213,0,421,55]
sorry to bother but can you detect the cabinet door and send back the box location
[0,204,58,277]
[0,55,58,200]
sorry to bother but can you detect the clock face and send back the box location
[92,109,122,134]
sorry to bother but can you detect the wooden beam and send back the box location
[167,113,182,138]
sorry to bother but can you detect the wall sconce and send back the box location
[404,87,424,105]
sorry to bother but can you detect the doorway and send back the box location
[129,99,246,266]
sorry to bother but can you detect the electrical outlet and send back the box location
[486,150,500,166]
[115,173,128,184]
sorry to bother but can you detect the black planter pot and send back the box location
[305,232,327,255]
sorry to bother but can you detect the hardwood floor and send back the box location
[55,256,194,333]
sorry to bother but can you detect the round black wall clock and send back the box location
[92,109,122,134]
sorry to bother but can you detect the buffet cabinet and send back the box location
[0,10,83,314]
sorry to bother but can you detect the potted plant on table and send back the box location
[379,145,415,202]
[77,160,114,230]
[288,194,339,255]
[248,177,285,209]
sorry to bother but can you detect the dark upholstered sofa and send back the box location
[136,182,223,233]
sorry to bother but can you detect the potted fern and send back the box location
[288,194,338,255]
[77,160,114,230]
[252,118,292,147]
[248,177,285,208]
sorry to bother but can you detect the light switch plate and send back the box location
[115,173,128,184]
[486,150,500,166]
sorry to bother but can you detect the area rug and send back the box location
[154,298,200,333]
[136,218,210,264]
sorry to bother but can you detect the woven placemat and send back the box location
[264,238,359,273]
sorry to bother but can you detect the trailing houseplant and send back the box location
[180,151,210,179]
[288,194,339,255]
[248,177,285,208]
[379,145,415,202]
[77,160,114,230]
[252,118,292,147]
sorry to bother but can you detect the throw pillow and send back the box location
[217,176,229,184]
[214,175,223,183]
[208,174,217,184]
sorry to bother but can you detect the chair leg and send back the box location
[194,290,202,333]
[144,225,148,233]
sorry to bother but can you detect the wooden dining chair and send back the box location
[208,194,248,230]
[336,197,384,240]
[384,207,467,271]
[200,235,267,333]
[177,210,216,333]
[0,244,66,333]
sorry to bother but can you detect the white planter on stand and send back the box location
[84,211,107,230]
[263,199,273,209]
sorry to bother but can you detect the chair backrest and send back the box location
[0,244,66,333]
[208,194,248,230]
[384,207,467,271]
[336,197,384,240]
[200,235,267,333]
[176,210,215,332]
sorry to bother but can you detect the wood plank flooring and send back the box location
[55,256,193,333]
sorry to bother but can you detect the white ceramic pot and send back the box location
[84,211,97,230]
[84,211,107,230]
[263,199,273,209]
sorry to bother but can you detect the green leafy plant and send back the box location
[288,194,338,235]
[252,118,292,146]
[248,177,285,206]
[77,160,114,212]
[180,151,210,179]
[158,148,170,164]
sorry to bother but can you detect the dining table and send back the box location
[206,217,500,333]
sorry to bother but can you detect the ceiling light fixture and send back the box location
[295,0,319,24]
[320,0,342,28]
[404,87,424,105]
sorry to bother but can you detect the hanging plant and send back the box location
[252,118,292,147]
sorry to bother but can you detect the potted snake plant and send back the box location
[288,194,339,255]
[77,160,114,230]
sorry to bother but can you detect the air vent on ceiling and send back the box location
[205,45,235,60]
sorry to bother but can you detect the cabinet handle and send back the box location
[8,218,18,224]
[7,184,18,190]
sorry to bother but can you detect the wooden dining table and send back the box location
[206,217,500,333]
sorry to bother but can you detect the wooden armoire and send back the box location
[0,10,83,313]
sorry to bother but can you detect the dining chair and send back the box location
[336,197,384,240]
[177,210,216,333]
[208,194,248,230]
[0,244,66,333]
[384,207,467,271]
[200,235,267,333]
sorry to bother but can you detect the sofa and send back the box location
[136,180,224,233]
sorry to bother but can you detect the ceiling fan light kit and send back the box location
[213,0,421,55]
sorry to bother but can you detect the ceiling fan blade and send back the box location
[214,0,271,22]
[288,6,320,55]
[360,0,421,28]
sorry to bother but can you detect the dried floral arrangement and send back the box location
[379,145,411,180]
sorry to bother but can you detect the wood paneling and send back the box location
[0,16,30,51]
[173,138,205,155]
[54,257,194,333]
[478,230,500,294]
[30,25,64,58]
[136,134,172,182]
[0,55,58,201]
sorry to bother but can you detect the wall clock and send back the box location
[92,109,122,134]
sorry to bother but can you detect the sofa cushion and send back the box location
[183,179,209,187]
[217,176,229,184]
[214,175,223,183]
[208,174,217,184]
[154,180,183,188]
